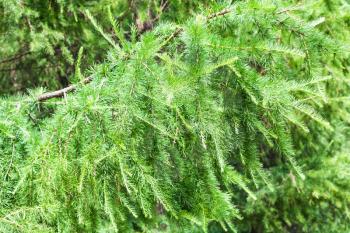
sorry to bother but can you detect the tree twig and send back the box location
[207,8,232,20]
[37,76,93,101]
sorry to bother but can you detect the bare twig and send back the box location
[207,8,232,20]
[37,76,93,101]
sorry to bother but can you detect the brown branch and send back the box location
[37,8,233,102]
[207,8,232,20]
[0,51,31,64]
[37,76,93,101]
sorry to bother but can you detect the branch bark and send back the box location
[207,8,232,20]
[37,76,93,101]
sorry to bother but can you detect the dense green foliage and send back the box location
[0,0,204,93]
[1,0,350,232]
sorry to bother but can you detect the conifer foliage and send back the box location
[1,0,350,232]
[0,0,201,94]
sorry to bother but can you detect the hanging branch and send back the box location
[37,8,232,102]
